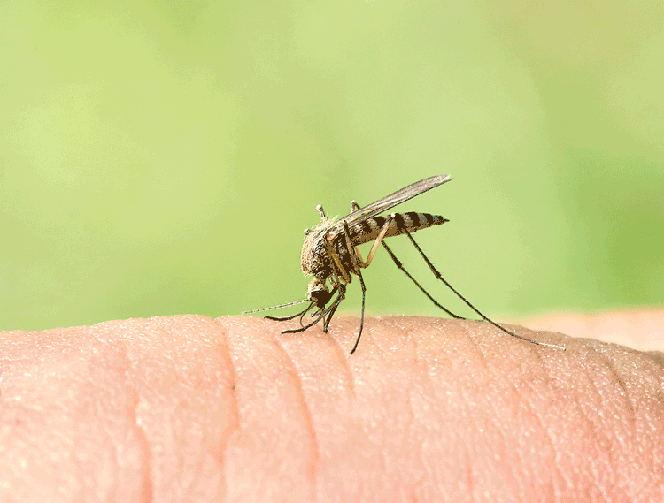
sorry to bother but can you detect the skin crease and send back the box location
[0,313,663,502]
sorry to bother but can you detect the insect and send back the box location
[245,174,563,354]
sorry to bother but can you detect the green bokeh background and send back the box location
[2,0,663,332]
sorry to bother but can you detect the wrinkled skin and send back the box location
[1,312,663,502]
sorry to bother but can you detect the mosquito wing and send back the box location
[343,174,452,226]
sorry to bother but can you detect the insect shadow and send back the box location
[244,174,564,354]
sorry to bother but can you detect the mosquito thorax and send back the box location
[300,217,336,277]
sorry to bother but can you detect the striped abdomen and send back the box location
[347,212,448,246]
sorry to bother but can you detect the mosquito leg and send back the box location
[282,310,326,334]
[322,284,345,332]
[322,286,344,332]
[300,306,317,328]
[342,221,366,274]
[363,213,397,268]
[324,234,353,284]
[322,304,338,332]
[381,240,465,319]
[350,200,360,211]
[283,285,345,334]
[319,285,340,331]
[282,315,325,334]
[404,230,565,350]
[349,269,367,354]
[338,221,368,353]
[265,302,314,321]
[266,286,336,325]
[345,213,395,270]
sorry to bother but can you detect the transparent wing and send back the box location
[344,174,452,226]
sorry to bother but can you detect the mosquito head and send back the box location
[307,278,333,309]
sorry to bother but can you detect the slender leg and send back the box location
[339,221,368,353]
[363,213,397,268]
[342,221,364,273]
[322,285,342,332]
[303,285,338,329]
[345,214,395,270]
[299,307,312,327]
[322,285,345,332]
[322,304,338,332]
[381,240,465,319]
[349,269,367,354]
[283,286,346,334]
[265,302,315,321]
[404,230,565,350]
[325,235,353,284]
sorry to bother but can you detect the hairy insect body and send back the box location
[302,212,447,274]
[300,211,449,310]
[300,219,337,280]
[299,218,341,308]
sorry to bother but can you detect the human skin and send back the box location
[0,313,663,502]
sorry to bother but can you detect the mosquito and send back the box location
[244,174,564,354]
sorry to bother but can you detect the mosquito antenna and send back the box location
[242,299,308,314]
[400,230,566,350]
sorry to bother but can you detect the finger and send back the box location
[1,315,662,501]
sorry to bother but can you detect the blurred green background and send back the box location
[1,0,663,332]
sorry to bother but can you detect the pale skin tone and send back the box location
[1,312,663,501]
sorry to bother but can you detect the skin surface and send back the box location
[0,312,663,502]
[522,310,664,352]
